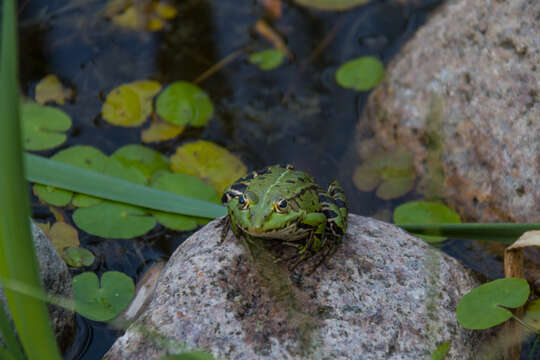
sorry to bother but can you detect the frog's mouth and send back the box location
[240,223,309,240]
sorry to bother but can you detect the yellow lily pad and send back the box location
[35,74,73,106]
[170,140,247,194]
[141,120,184,143]
[102,80,161,127]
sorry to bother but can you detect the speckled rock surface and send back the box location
[105,215,487,360]
[0,221,75,350]
[358,0,539,222]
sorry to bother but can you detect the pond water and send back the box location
[18,0,512,358]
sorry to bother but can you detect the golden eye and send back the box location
[238,194,249,209]
[274,199,288,213]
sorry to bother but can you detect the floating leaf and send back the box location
[102,81,160,127]
[112,144,169,179]
[34,184,73,207]
[353,150,415,200]
[431,342,450,360]
[456,278,529,330]
[393,201,461,243]
[248,49,285,71]
[104,157,147,185]
[21,102,72,151]
[108,0,178,31]
[151,172,220,231]
[73,202,156,239]
[336,56,384,91]
[72,194,103,208]
[63,247,95,267]
[293,0,369,10]
[170,140,247,194]
[156,81,214,127]
[153,2,177,19]
[141,120,184,143]
[45,222,80,255]
[73,271,135,321]
[34,74,73,106]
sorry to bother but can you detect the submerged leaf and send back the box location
[73,271,135,321]
[63,247,95,267]
[248,49,285,71]
[456,278,529,329]
[35,74,73,106]
[46,222,80,255]
[393,201,461,243]
[21,103,72,151]
[170,140,247,194]
[156,81,214,127]
[336,56,384,91]
[73,202,156,239]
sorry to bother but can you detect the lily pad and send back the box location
[21,102,72,151]
[111,144,169,180]
[150,172,219,231]
[73,202,156,239]
[293,0,369,11]
[393,201,461,243]
[35,74,73,106]
[336,56,384,91]
[33,184,73,207]
[248,49,285,70]
[72,194,103,208]
[45,222,80,255]
[73,271,135,321]
[102,81,161,127]
[170,140,247,194]
[456,278,529,330]
[104,157,147,185]
[353,150,415,200]
[141,120,184,143]
[63,247,95,267]
[156,81,214,127]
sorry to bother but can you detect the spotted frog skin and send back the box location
[221,164,348,269]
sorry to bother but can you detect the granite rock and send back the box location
[105,215,487,360]
[358,0,539,222]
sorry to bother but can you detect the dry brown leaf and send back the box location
[262,0,282,19]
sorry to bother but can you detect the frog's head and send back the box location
[223,189,305,239]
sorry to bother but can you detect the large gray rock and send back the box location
[105,215,486,359]
[0,221,75,350]
[358,0,539,223]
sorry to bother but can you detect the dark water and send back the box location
[17,0,513,358]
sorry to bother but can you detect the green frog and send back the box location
[220,164,348,269]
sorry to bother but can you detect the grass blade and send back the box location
[24,153,227,218]
[0,0,62,358]
[397,223,540,244]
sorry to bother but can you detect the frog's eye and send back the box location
[274,199,288,213]
[238,194,249,209]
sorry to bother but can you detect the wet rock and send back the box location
[0,221,75,350]
[105,215,486,359]
[358,0,539,222]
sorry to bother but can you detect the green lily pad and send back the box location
[336,56,384,91]
[72,194,103,207]
[111,144,169,180]
[73,202,156,239]
[73,271,135,321]
[104,157,147,185]
[248,49,285,70]
[63,247,95,267]
[161,352,215,360]
[34,146,107,206]
[353,150,415,200]
[150,172,219,231]
[21,103,72,151]
[456,278,529,330]
[156,81,214,127]
[431,342,450,360]
[293,0,369,11]
[393,201,461,243]
[170,140,247,195]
